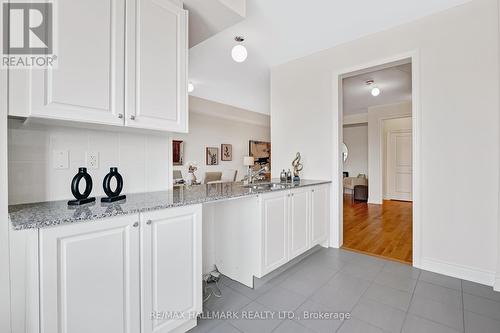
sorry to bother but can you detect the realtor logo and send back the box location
[1,1,57,68]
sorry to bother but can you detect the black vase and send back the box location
[68,167,96,206]
[101,167,126,203]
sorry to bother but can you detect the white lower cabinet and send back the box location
[38,204,202,333]
[258,184,329,277]
[261,191,289,275]
[39,214,141,333]
[140,205,202,333]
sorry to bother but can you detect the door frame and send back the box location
[330,51,422,267]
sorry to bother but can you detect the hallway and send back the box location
[343,194,413,264]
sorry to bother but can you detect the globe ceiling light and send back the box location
[366,80,381,97]
[371,87,381,96]
[231,36,247,63]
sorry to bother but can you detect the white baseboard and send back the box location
[419,257,495,286]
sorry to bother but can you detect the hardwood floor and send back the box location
[342,194,412,264]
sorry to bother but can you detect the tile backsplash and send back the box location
[8,119,170,205]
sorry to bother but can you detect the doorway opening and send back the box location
[340,59,414,264]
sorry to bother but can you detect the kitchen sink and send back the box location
[241,183,289,191]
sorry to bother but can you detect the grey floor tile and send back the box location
[337,318,388,333]
[204,285,252,312]
[255,285,307,312]
[227,280,274,300]
[382,261,421,280]
[408,295,463,331]
[206,322,241,333]
[462,280,500,302]
[419,271,461,290]
[273,320,315,333]
[229,302,282,333]
[310,272,371,310]
[294,300,347,333]
[351,298,406,333]
[402,314,462,333]
[464,310,500,333]
[187,317,224,333]
[463,292,500,321]
[363,283,412,311]
[414,281,462,307]
[288,262,338,286]
[374,270,418,293]
[279,274,324,297]
[341,262,383,281]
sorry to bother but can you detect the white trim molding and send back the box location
[330,50,422,268]
[421,257,496,287]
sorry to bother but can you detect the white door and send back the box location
[39,215,140,333]
[140,205,202,333]
[126,0,188,132]
[288,188,310,259]
[311,185,329,247]
[261,192,289,275]
[386,130,413,201]
[22,0,125,125]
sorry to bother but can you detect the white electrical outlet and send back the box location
[86,152,99,169]
[53,150,69,169]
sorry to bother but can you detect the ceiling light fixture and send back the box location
[366,80,381,97]
[188,82,194,93]
[231,36,247,63]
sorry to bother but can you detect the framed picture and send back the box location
[172,140,184,166]
[206,147,218,165]
[221,144,232,161]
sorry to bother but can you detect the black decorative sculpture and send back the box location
[68,167,96,206]
[101,167,126,203]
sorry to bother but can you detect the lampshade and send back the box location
[243,156,254,166]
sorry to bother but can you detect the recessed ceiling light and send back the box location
[188,82,194,93]
[231,36,247,63]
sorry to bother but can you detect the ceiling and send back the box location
[343,63,412,116]
[188,0,471,115]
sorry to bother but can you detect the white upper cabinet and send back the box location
[10,0,126,125]
[126,0,188,132]
[8,0,188,133]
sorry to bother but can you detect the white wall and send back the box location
[342,124,368,178]
[173,112,270,183]
[271,0,499,284]
[8,121,171,205]
[367,102,412,204]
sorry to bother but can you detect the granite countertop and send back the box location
[9,179,331,230]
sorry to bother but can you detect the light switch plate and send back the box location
[53,150,69,169]
[86,152,99,169]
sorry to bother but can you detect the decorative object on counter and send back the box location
[101,167,126,203]
[286,169,292,183]
[172,140,184,165]
[292,152,303,182]
[221,144,232,161]
[173,170,185,185]
[243,156,255,184]
[249,140,271,181]
[186,163,199,185]
[280,169,287,183]
[68,167,96,206]
[206,147,219,165]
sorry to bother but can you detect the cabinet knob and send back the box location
[130,115,136,120]
[133,222,139,227]
[146,220,152,225]
[118,113,124,119]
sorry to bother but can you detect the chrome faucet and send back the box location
[244,166,269,184]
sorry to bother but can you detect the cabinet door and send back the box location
[12,0,126,125]
[39,215,140,333]
[126,0,188,132]
[289,188,310,259]
[261,192,289,275]
[311,185,330,246]
[140,205,202,333]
